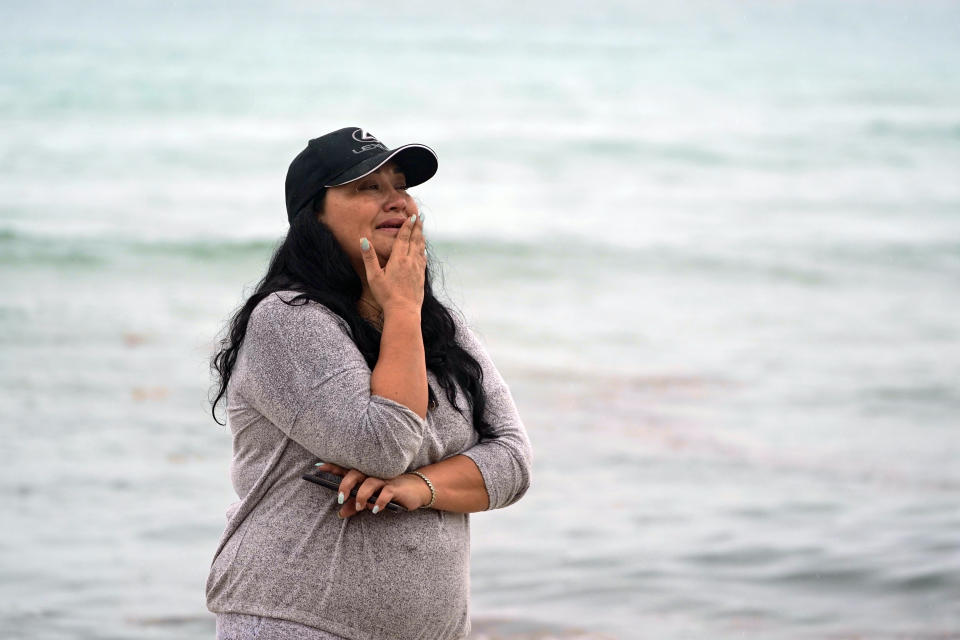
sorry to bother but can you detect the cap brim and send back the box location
[324,144,438,189]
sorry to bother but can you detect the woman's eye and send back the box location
[396,185,408,191]
[361,183,378,190]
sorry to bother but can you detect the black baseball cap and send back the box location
[284,127,438,223]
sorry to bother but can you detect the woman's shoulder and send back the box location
[249,290,350,336]
[252,289,337,316]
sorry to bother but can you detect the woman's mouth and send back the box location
[374,217,407,236]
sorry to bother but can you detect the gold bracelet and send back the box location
[410,471,436,509]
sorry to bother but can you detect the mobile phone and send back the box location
[301,470,406,512]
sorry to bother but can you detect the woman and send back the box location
[206,127,533,640]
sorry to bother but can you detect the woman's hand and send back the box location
[360,214,426,315]
[315,462,432,518]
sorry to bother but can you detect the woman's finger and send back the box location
[313,462,347,476]
[392,214,416,256]
[337,469,367,512]
[354,477,387,513]
[358,236,382,282]
[338,500,359,519]
[410,212,426,258]
[371,484,397,514]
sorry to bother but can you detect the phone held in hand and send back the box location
[302,469,407,512]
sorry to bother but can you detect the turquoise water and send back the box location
[2,1,959,638]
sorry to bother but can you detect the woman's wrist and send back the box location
[381,302,421,322]
[407,471,436,509]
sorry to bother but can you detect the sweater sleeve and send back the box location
[236,293,427,479]
[453,314,533,511]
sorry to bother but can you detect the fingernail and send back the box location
[355,501,362,511]
[314,462,325,466]
[372,505,380,514]
[419,213,425,223]
[410,214,416,223]
[360,238,370,251]
[337,512,344,519]
[338,492,344,504]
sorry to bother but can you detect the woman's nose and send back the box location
[384,186,406,211]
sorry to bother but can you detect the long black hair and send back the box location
[210,192,493,440]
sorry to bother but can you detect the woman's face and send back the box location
[320,161,418,273]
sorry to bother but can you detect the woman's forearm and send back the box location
[371,306,428,419]
[326,454,490,519]
[412,454,489,513]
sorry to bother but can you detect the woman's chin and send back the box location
[372,236,394,253]
[374,245,393,264]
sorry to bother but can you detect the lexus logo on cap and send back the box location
[351,128,388,154]
[352,128,379,143]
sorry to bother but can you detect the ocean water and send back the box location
[2,1,959,638]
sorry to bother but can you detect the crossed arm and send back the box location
[313,308,530,518]
[240,290,531,520]
[316,453,489,518]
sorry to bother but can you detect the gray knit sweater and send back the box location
[205,291,533,640]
